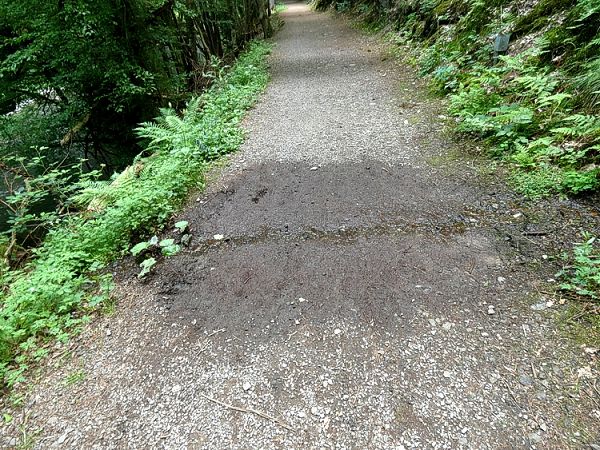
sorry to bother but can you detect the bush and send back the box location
[0,41,272,386]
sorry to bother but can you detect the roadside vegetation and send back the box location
[1,0,274,266]
[0,0,278,386]
[312,0,600,317]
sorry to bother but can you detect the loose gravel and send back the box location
[1,1,599,449]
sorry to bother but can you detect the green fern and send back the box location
[70,180,113,209]
[573,57,600,110]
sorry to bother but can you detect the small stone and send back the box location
[531,302,547,311]
[528,432,542,444]
[577,366,593,379]
[481,332,489,337]
[106,328,111,336]
[334,328,342,335]
[213,234,224,240]
[442,322,452,331]
[56,433,69,445]
[298,411,306,418]
[513,212,523,219]
[181,234,192,246]
[443,370,451,378]
[242,382,252,391]
[298,297,307,303]
[310,166,318,171]
[487,306,495,315]
[519,374,534,386]
[497,276,506,283]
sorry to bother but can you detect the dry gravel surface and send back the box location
[2,1,600,449]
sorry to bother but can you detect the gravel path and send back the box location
[2,1,599,448]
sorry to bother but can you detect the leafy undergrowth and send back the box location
[0,41,272,387]
[560,234,600,300]
[558,234,600,337]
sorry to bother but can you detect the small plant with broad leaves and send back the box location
[138,258,157,279]
[130,225,189,277]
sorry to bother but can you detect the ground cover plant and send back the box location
[0,0,274,263]
[0,41,272,386]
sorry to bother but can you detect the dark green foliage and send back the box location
[0,0,273,256]
[572,57,600,110]
[559,233,600,300]
[0,2,272,172]
[0,41,272,386]
[512,0,574,35]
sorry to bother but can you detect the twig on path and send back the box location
[502,380,519,407]
[287,325,306,342]
[522,231,548,236]
[207,328,226,338]
[519,234,542,247]
[287,330,298,341]
[330,365,352,373]
[199,393,296,433]
[583,385,600,408]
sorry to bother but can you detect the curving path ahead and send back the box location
[4,2,598,449]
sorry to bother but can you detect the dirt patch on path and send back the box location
[2,1,599,449]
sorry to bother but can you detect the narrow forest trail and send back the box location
[5,2,599,449]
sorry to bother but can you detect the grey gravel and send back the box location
[1,1,599,449]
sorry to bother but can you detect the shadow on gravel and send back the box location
[154,231,505,339]
[147,159,512,340]
[186,161,477,238]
